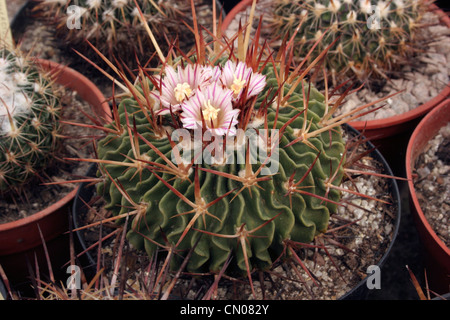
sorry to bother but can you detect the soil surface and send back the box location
[413,122,450,248]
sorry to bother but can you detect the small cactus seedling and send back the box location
[69,0,398,297]
[266,0,431,84]
[0,47,61,193]
[35,0,215,67]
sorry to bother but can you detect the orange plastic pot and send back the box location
[406,99,450,295]
[0,59,111,285]
[222,1,450,142]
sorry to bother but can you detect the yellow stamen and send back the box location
[202,100,220,122]
[174,82,192,103]
[230,76,246,96]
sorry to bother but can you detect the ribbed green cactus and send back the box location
[35,0,202,65]
[94,63,347,277]
[0,48,61,192]
[78,1,388,287]
[268,0,429,82]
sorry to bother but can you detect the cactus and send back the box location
[35,0,212,66]
[0,47,61,193]
[72,1,394,295]
[266,0,430,83]
[96,64,346,275]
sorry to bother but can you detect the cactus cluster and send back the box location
[0,47,61,193]
[72,1,390,288]
[35,0,204,65]
[267,0,430,83]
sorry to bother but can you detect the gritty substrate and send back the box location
[413,122,450,248]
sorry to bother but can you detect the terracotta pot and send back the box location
[0,59,110,286]
[406,99,450,295]
[222,1,450,175]
[348,4,450,141]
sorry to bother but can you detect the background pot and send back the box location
[406,99,450,295]
[340,125,401,300]
[0,59,110,291]
[348,3,450,142]
[221,0,450,176]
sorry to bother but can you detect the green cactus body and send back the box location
[270,0,428,81]
[0,49,61,192]
[95,60,346,275]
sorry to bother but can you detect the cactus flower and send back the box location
[180,82,240,136]
[218,60,266,101]
[156,64,211,115]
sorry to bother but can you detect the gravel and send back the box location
[337,12,450,121]
[413,122,450,248]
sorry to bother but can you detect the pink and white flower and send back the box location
[180,82,240,136]
[216,60,266,101]
[156,64,210,114]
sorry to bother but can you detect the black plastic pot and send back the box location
[71,164,99,280]
[339,125,401,300]
[10,0,34,40]
[0,276,7,300]
[220,0,241,13]
[72,125,401,300]
[432,292,450,300]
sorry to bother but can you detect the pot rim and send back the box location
[221,0,450,132]
[405,98,450,255]
[339,124,402,300]
[0,59,110,233]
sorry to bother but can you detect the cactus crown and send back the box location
[73,1,394,296]
[0,47,61,193]
[267,0,430,83]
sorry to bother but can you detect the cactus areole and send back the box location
[91,2,360,277]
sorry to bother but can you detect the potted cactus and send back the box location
[33,0,222,74]
[64,0,403,300]
[406,99,450,295]
[222,0,450,170]
[0,45,110,286]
